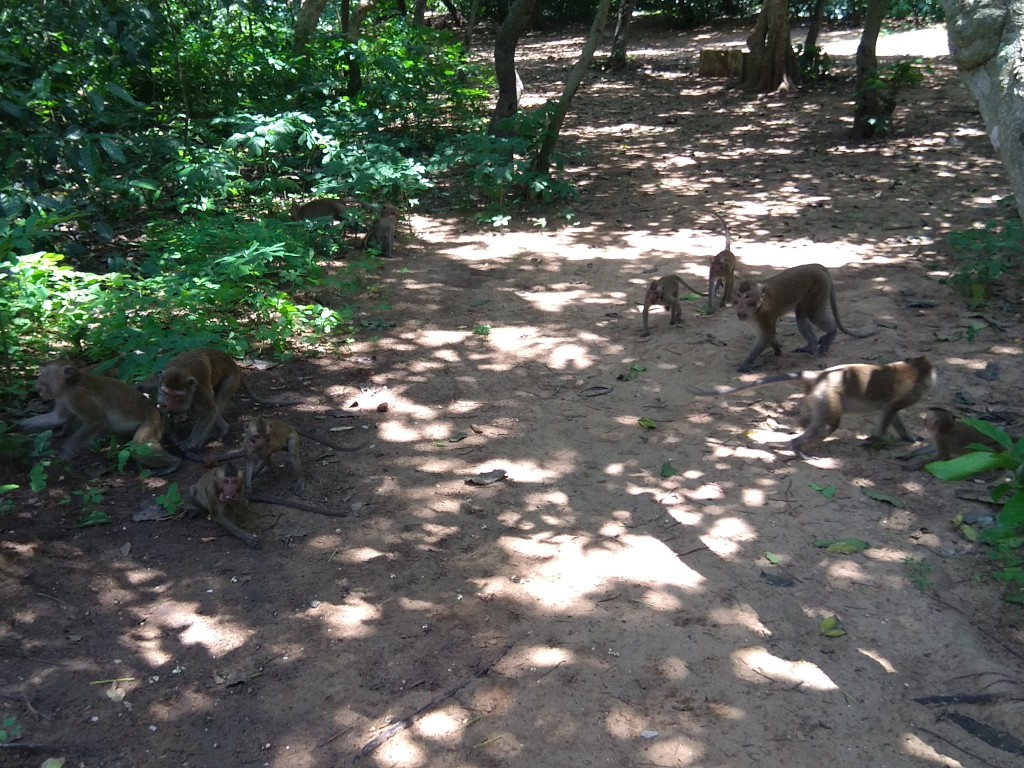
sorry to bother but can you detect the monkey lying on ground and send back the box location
[733,263,876,373]
[689,357,935,458]
[289,197,360,222]
[903,407,1006,470]
[155,348,300,453]
[641,275,707,337]
[20,362,181,474]
[705,211,737,314]
[363,204,399,258]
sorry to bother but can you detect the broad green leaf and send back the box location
[962,418,1013,450]
[809,483,836,500]
[926,451,1016,481]
[660,462,679,478]
[861,488,905,508]
[638,418,657,430]
[819,615,846,637]
[764,551,781,565]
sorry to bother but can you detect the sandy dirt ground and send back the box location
[3,21,1024,768]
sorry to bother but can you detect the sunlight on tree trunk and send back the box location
[851,0,893,139]
[532,0,613,174]
[743,0,799,92]
[942,0,1024,225]
[803,0,826,50]
[488,0,538,136]
[293,0,329,54]
[610,0,636,71]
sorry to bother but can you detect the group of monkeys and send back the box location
[289,196,400,258]
[19,348,367,550]
[643,213,1005,465]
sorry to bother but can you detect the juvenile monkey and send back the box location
[363,204,399,258]
[20,362,180,474]
[242,416,304,495]
[904,407,1005,469]
[734,263,875,373]
[641,275,707,337]
[289,197,358,222]
[689,356,935,458]
[156,348,300,453]
[189,464,260,549]
[705,211,737,314]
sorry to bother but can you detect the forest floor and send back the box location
[4,21,1024,768]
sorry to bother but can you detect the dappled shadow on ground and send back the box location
[3,22,1024,768]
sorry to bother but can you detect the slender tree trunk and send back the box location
[609,0,636,71]
[343,0,380,97]
[293,0,329,54]
[488,0,538,135]
[463,0,480,46]
[533,0,613,174]
[437,0,465,25]
[743,0,799,92]
[413,0,427,25]
[851,0,893,138]
[804,0,826,49]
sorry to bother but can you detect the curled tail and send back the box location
[829,284,876,339]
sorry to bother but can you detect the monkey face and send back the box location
[217,470,244,502]
[157,376,197,415]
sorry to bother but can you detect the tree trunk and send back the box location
[463,0,481,46]
[413,0,427,25]
[941,0,1024,225]
[488,0,538,135]
[851,0,893,139]
[609,0,636,71]
[437,0,465,25]
[533,0,613,174]
[293,0,329,55]
[343,1,379,97]
[804,0,826,49]
[743,0,799,92]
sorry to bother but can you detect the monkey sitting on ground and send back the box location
[154,348,300,453]
[903,407,1006,470]
[363,204,399,258]
[705,211,737,314]
[733,263,876,372]
[641,274,707,337]
[689,357,935,458]
[20,362,180,474]
[189,464,260,549]
[241,415,304,495]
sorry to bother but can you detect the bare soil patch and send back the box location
[3,23,1024,768]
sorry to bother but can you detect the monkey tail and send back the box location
[238,378,303,407]
[703,210,731,252]
[678,278,709,297]
[828,284,877,339]
[687,372,804,397]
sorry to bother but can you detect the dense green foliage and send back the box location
[946,199,1024,308]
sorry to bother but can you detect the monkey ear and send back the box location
[186,375,198,388]
[62,366,80,384]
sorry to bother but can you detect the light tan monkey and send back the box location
[363,204,399,258]
[20,362,180,474]
[641,275,706,337]
[241,416,304,495]
[733,263,875,373]
[189,464,260,549]
[705,211,737,314]
[156,348,299,453]
[689,357,935,458]
[289,197,359,222]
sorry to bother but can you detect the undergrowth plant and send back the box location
[946,202,1024,307]
[926,420,1024,602]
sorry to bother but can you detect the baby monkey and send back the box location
[364,204,400,258]
[705,211,737,314]
[903,407,1006,469]
[190,464,260,550]
[641,275,706,337]
[242,415,304,495]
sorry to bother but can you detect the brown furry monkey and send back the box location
[189,464,260,549]
[733,263,875,373]
[363,204,399,258]
[689,357,935,458]
[20,362,181,475]
[641,275,706,337]
[156,348,300,453]
[903,407,1006,469]
[705,211,737,314]
[289,197,359,222]
[241,416,304,495]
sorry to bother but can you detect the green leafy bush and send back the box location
[947,208,1024,307]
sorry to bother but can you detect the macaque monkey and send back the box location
[903,407,1005,469]
[189,464,260,549]
[689,357,935,458]
[641,275,707,337]
[705,211,737,314]
[20,362,180,474]
[156,348,300,453]
[734,263,876,373]
[242,416,304,495]
[289,197,358,222]
[363,204,399,258]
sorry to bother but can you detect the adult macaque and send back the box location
[706,211,737,314]
[289,197,358,222]
[242,416,304,495]
[189,464,260,549]
[689,357,935,458]
[734,263,875,373]
[363,204,399,258]
[156,348,299,452]
[20,362,180,474]
[903,407,1005,469]
[641,275,706,337]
